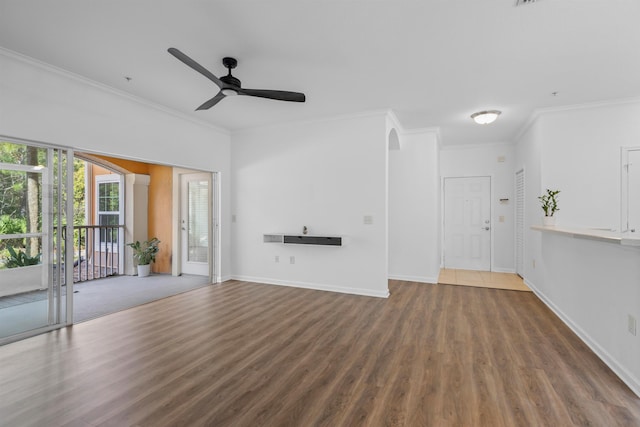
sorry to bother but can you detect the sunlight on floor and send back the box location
[438,269,531,292]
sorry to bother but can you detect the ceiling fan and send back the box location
[168,48,306,110]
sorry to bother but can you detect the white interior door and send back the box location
[180,173,210,276]
[444,176,491,271]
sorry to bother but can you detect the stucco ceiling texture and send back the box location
[1,0,639,145]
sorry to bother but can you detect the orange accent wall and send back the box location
[147,164,173,273]
[91,156,173,274]
[96,155,150,175]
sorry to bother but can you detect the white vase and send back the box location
[137,264,151,277]
[543,216,556,226]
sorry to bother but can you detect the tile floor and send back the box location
[438,268,531,292]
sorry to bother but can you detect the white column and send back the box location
[124,174,150,275]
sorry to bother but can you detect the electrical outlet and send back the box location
[290,256,295,264]
[275,256,279,263]
[532,259,536,269]
[629,315,637,336]
[499,215,505,223]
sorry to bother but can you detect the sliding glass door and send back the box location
[0,139,73,344]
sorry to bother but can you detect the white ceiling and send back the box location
[1,0,639,145]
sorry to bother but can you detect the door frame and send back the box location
[440,174,493,271]
[172,168,219,283]
[621,146,640,233]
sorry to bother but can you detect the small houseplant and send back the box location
[127,237,160,277]
[538,189,560,226]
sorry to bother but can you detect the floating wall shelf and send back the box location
[264,234,344,246]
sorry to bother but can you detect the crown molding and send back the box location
[0,47,230,136]
[515,95,640,142]
[385,109,405,133]
[535,95,640,116]
[440,141,514,151]
[401,126,441,136]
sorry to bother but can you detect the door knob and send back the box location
[484,227,490,231]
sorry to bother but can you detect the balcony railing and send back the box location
[61,225,125,283]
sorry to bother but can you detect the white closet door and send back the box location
[515,169,525,277]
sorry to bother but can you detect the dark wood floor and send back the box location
[0,280,639,426]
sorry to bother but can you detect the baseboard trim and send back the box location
[231,275,390,299]
[388,274,439,284]
[220,275,233,283]
[524,279,640,398]
[492,267,516,274]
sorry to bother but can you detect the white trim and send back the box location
[0,46,230,136]
[231,275,390,298]
[388,274,439,284]
[95,174,124,252]
[621,146,640,233]
[534,96,640,116]
[386,109,405,134]
[515,167,525,276]
[525,279,640,398]
[515,96,640,142]
[0,162,47,173]
[0,134,70,151]
[401,126,441,136]
[173,169,219,281]
[514,112,541,142]
[440,141,514,151]
[492,267,516,274]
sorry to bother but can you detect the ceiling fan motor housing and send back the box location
[221,75,241,87]
[221,57,241,87]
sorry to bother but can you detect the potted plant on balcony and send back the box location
[538,189,560,226]
[127,237,160,277]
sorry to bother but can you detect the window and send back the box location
[95,175,123,249]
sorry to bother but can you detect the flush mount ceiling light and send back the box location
[471,110,501,125]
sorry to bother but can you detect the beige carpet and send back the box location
[438,269,531,292]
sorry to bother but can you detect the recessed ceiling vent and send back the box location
[515,0,537,6]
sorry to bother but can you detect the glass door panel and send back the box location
[0,140,72,344]
[180,173,210,276]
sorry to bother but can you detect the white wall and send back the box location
[0,50,233,280]
[516,100,640,397]
[539,233,640,396]
[440,143,516,272]
[231,113,389,298]
[388,130,440,283]
[538,103,640,229]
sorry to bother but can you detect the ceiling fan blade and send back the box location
[168,48,224,88]
[196,92,226,111]
[237,88,306,103]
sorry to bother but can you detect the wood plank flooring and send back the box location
[438,268,531,292]
[0,279,638,426]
